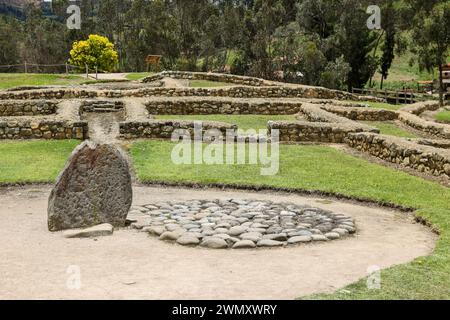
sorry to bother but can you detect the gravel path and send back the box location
[0,185,436,300]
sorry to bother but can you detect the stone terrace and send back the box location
[0,72,448,180]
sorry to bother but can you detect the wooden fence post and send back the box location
[24,61,27,73]
[85,64,89,79]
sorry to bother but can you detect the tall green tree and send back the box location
[379,1,397,89]
[409,1,450,106]
[0,15,21,68]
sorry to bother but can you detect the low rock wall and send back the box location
[0,100,57,116]
[119,120,237,140]
[268,121,376,143]
[0,119,88,140]
[345,132,450,178]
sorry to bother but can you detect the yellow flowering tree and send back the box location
[68,34,118,72]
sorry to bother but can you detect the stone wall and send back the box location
[398,112,450,139]
[0,119,88,140]
[81,100,124,113]
[298,103,378,133]
[268,121,376,143]
[119,120,237,140]
[0,84,372,102]
[345,132,450,179]
[414,138,450,149]
[0,100,57,116]
[0,89,100,100]
[145,98,301,115]
[321,105,398,121]
[141,71,276,87]
[400,101,441,115]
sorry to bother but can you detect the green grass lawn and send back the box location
[154,114,296,130]
[0,140,79,183]
[347,101,404,111]
[125,72,154,81]
[189,80,231,87]
[435,110,450,124]
[1,138,449,299]
[130,140,450,300]
[0,73,85,90]
[362,121,418,138]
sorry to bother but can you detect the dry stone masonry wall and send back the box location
[0,100,57,116]
[400,101,441,115]
[0,84,374,102]
[120,120,237,140]
[145,97,301,115]
[398,112,450,139]
[321,105,398,121]
[141,71,278,87]
[0,118,87,140]
[269,121,374,143]
[345,133,450,178]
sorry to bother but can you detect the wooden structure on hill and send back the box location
[145,55,162,71]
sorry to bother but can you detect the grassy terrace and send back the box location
[125,72,154,81]
[347,101,405,111]
[0,140,79,184]
[189,80,231,87]
[435,110,450,124]
[154,114,297,130]
[130,140,449,300]
[0,73,85,89]
[362,121,418,138]
[0,139,449,298]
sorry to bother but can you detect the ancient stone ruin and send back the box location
[131,199,356,249]
[48,140,132,231]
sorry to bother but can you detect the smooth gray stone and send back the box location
[232,240,256,249]
[287,236,312,244]
[240,232,263,242]
[257,239,284,247]
[143,226,165,236]
[311,235,329,242]
[263,233,288,241]
[177,235,200,246]
[325,232,340,240]
[63,223,114,238]
[159,230,184,241]
[200,237,228,249]
[332,228,349,236]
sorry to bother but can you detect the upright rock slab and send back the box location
[48,141,132,231]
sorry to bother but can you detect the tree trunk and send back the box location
[380,76,384,90]
[438,64,444,107]
[369,30,385,88]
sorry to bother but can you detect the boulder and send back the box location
[48,141,132,231]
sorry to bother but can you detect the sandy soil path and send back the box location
[161,77,189,88]
[86,73,130,81]
[0,185,436,300]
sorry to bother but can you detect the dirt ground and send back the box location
[0,185,436,300]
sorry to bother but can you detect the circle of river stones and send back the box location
[131,199,356,249]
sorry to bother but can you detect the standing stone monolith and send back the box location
[48,140,132,231]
